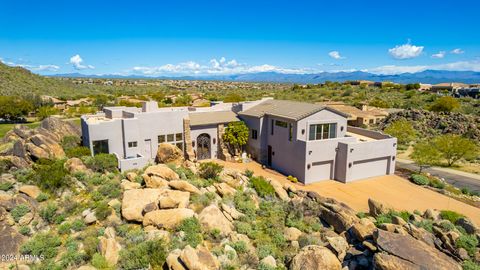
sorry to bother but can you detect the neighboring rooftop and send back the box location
[189,111,239,127]
[239,99,347,121]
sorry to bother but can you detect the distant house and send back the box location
[431,82,468,93]
[318,102,389,127]
[41,95,67,110]
[81,98,397,184]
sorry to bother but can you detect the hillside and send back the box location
[0,62,82,98]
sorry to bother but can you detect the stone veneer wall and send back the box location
[217,123,232,161]
[183,118,195,160]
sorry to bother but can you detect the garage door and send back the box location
[307,160,333,184]
[351,156,390,181]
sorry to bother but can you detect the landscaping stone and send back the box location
[290,245,342,270]
[156,143,184,164]
[284,227,302,241]
[18,185,41,199]
[143,208,194,229]
[121,188,162,222]
[198,205,233,236]
[368,198,388,217]
[179,245,220,270]
[169,180,201,194]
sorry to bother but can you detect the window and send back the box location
[275,120,288,128]
[369,119,374,124]
[175,142,184,150]
[251,129,258,140]
[167,134,175,142]
[92,140,109,155]
[271,120,274,135]
[128,141,138,148]
[158,135,165,143]
[308,123,337,140]
[176,133,183,141]
[288,123,293,141]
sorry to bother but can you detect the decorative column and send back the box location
[217,123,232,161]
[183,118,195,161]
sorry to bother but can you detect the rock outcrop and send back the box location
[290,245,342,270]
[156,143,184,164]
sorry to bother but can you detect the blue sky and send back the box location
[1,0,479,76]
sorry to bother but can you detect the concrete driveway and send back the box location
[216,160,480,225]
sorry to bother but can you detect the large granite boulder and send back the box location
[143,164,179,181]
[319,201,359,233]
[39,117,80,140]
[169,180,201,194]
[143,208,194,229]
[368,198,389,217]
[198,205,233,236]
[290,245,342,270]
[98,234,121,265]
[121,189,162,222]
[158,189,190,209]
[179,245,220,270]
[373,252,419,270]
[64,158,90,174]
[18,185,41,199]
[374,229,461,270]
[156,143,184,164]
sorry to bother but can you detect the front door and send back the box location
[267,145,272,166]
[196,133,211,160]
[144,139,152,159]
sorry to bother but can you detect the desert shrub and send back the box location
[410,174,430,186]
[59,238,88,268]
[397,211,412,222]
[244,169,254,178]
[33,158,70,191]
[231,241,248,254]
[461,187,472,195]
[36,192,49,202]
[11,204,30,222]
[440,210,464,224]
[176,217,203,248]
[66,146,91,158]
[58,222,72,234]
[356,212,367,219]
[198,162,223,180]
[61,135,81,151]
[456,234,479,256]
[71,219,86,231]
[235,221,253,236]
[287,175,298,183]
[438,220,456,232]
[20,233,62,259]
[0,181,13,191]
[190,192,216,209]
[413,219,434,233]
[19,225,30,235]
[82,236,100,259]
[13,168,33,183]
[298,234,322,248]
[233,191,257,219]
[463,260,480,270]
[429,178,446,189]
[39,202,58,224]
[83,153,118,173]
[118,240,167,270]
[98,179,121,199]
[250,176,275,198]
[95,201,111,221]
[0,159,12,175]
[92,253,112,269]
[258,262,277,270]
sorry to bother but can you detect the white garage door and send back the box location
[307,160,333,184]
[351,157,390,181]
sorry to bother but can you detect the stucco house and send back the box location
[81,98,397,184]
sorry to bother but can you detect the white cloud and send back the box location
[451,48,464,54]
[0,58,59,72]
[328,51,345,60]
[69,54,94,70]
[431,51,446,59]
[131,57,312,76]
[388,42,424,59]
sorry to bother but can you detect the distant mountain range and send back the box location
[51,70,480,84]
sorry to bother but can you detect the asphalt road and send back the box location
[396,159,480,192]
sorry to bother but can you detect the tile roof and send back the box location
[238,99,348,121]
[189,111,239,126]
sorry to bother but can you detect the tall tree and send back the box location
[384,119,416,145]
[222,121,249,156]
[433,134,479,166]
[410,140,441,172]
[429,96,460,112]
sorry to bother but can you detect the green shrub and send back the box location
[66,146,91,158]
[463,260,480,270]
[59,238,87,268]
[456,234,479,256]
[98,179,121,198]
[118,240,167,270]
[198,162,223,180]
[356,212,367,219]
[176,217,203,248]
[58,222,72,234]
[36,192,49,202]
[287,175,298,183]
[244,169,254,178]
[61,135,81,151]
[440,210,465,224]
[83,153,118,173]
[20,233,62,259]
[429,178,446,189]
[413,219,434,233]
[91,253,112,270]
[19,225,30,235]
[230,241,248,254]
[410,174,430,186]
[40,202,58,224]
[11,204,30,222]
[233,191,257,218]
[190,192,216,209]
[71,219,86,231]
[0,181,13,191]
[250,176,275,198]
[95,201,111,221]
[33,158,70,191]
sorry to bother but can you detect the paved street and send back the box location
[396,159,480,192]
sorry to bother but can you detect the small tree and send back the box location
[384,119,416,145]
[429,96,460,112]
[432,134,479,166]
[37,106,59,120]
[222,121,249,156]
[410,140,441,172]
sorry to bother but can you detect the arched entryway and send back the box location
[196,133,211,160]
